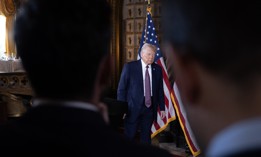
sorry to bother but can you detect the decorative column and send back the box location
[108,0,123,96]
[0,0,17,58]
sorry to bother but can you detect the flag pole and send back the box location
[144,9,148,44]
[146,0,151,13]
[144,0,152,44]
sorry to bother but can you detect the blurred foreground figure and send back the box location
[0,0,173,156]
[162,0,261,156]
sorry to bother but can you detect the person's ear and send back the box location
[97,55,112,88]
[91,55,112,105]
[164,44,200,105]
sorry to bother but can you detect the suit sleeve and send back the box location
[117,64,129,101]
[158,67,165,111]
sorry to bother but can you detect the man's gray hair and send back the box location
[141,43,157,54]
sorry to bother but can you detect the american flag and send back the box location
[138,8,176,138]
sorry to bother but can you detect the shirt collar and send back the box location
[32,98,99,112]
[207,118,261,157]
[141,59,151,68]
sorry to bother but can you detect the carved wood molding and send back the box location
[0,72,33,96]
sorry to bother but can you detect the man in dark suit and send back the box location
[117,43,166,144]
[0,0,174,156]
[162,0,261,156]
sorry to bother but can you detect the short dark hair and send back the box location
[14,0,111,99]
[162,0,261,82]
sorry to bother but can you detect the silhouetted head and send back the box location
[14,0,111,100]
[162,0,261,152]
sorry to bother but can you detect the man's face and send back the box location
[141,47,156,65]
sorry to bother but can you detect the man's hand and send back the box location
[122,113,126,119]
[160,111,166,119]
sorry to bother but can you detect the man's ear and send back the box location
[92,55,112,105]
[97,55,112,87]
[165,44,200,104]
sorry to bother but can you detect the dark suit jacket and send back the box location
[0,104,172,157]
[117,60,165,122]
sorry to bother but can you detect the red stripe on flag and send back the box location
[157,60,172,92]
[153,120,161,131]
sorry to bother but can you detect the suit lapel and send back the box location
[151,63,157,96]
[136,60,144,95]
